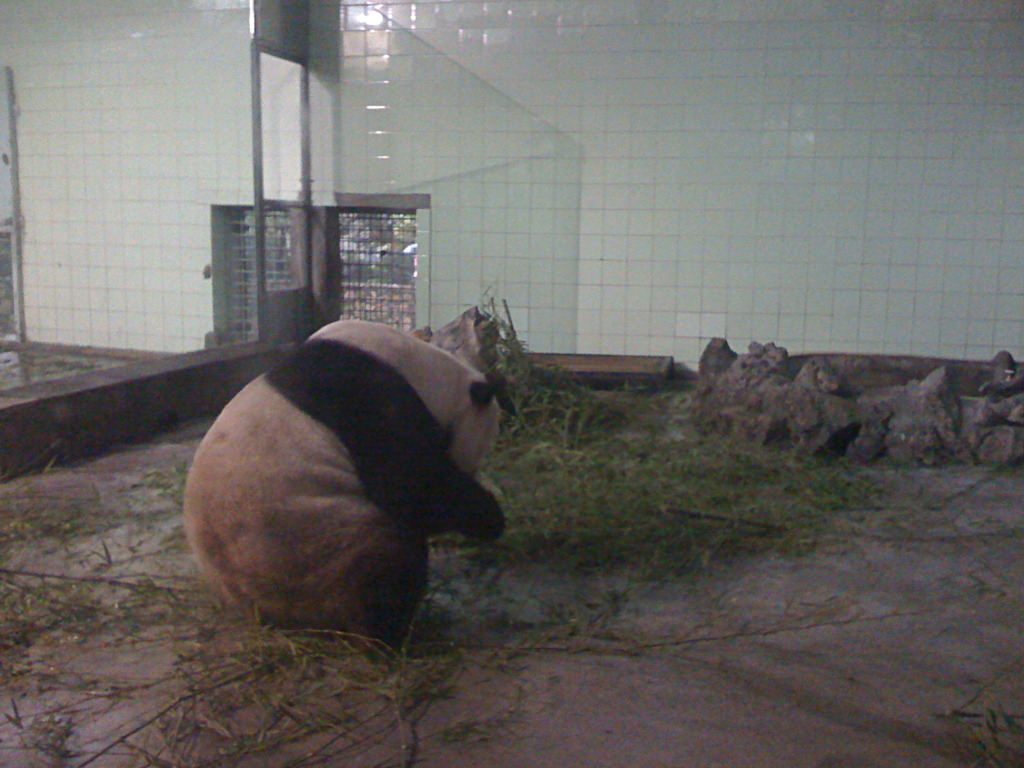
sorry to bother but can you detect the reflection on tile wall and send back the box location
[0,0,252,351]
[336,0,1024,364]
[334,14,583,351]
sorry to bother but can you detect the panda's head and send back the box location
[308,319,500,475]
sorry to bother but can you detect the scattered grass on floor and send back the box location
[950,706,1024,768]
[0,571,472,766]
[474,304,876,579]
[146,624,468,768]
[486,424,873,578]
[0,484,103,559]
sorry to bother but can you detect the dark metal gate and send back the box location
[210,205,300,345]
[208,205,418,346]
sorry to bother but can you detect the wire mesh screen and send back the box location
[210,206,417,345]
[218,207,295,343]
[0,231,13,340]
[338,210,417,331]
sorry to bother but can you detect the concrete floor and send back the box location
[0,428,1021,767]
[408,467,1024,768]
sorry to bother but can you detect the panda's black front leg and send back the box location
[358,534,430,648]
[423,467,504,540]
[364,443,505,540]
[342,391,504,539]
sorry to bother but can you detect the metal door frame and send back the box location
[250,0,312,343]
[1,66,24,342]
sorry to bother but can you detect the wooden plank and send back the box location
[528,353,675,388]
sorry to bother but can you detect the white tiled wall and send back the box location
[3,0,1023,364]
[0,0,251,351]
[334,0,1024,365]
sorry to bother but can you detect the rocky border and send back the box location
[694,338,1024,465]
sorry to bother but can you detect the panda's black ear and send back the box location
[481,372,517,415]
[469,380,495,407]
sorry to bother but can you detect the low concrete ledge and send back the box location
[0,343,288,479]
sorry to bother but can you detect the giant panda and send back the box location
[182,319,504,646]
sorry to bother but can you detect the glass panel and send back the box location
[260,53,303,203]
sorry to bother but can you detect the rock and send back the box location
[766,383,861,456]
[693,338,1024,465]
[700,341,788,394]
[959,395,1024,463]
[974,426,1024,465]
[961,397,1001,430]
[1007,401,1024,425]
[427,307,492,372]
[409,326,433,341]
[979,350,1024,399]
[846,388,901,463]
[991,392,1024,425]
[697,338,737,380]
[960,398,999,456]
[746,341,789,370]
[883,368,965,464]
[794,357,846,395]
[693,340,860,456]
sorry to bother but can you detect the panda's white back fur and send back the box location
[183,378,375,615]
[182,320,504,644]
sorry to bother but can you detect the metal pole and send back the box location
[300,63,313,299]
[250,1,268,342]
[5,67,25,343]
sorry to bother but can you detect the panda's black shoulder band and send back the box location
[264,338,503,538]
[265,338,448,455]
